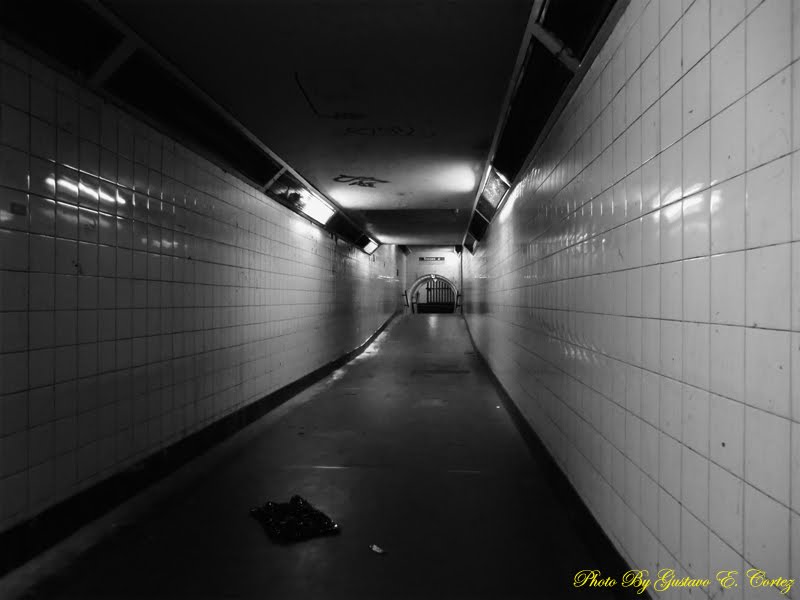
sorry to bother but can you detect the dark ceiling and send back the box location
[99,0,534,244]
[1,0,620,247]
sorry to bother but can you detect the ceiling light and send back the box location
[296,190,335,225]
[363,239,379,254]
[481,167,510,208]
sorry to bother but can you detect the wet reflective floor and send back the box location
[16,315,628,599]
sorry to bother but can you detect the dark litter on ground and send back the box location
[250,495,340,543]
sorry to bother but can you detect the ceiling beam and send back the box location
[530,0,578,72]
[262,167,286,194]
[89,35,138,87]
[529,23,579,73]
[532,0,547,22]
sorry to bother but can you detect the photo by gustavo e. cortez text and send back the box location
[573,567,795,595]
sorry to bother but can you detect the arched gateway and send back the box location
[407,274,459,313]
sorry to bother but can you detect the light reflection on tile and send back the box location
[464,0,797,582]
[0,41,405,531]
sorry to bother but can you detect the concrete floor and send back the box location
[16,315,630,599]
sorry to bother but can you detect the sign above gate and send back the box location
[419,257,445,261]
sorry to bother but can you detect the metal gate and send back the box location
[426,278,454,305]
[414,278,455,313]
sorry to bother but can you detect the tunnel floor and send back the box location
[16,315,627,599]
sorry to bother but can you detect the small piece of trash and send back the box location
[370,544,386,554]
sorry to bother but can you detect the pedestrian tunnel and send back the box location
[1,0,793,597]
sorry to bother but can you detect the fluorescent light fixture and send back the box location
[296,190,335,225]
[363,239,379,254]
[481,166,510,209]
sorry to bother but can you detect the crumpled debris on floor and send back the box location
[250,495,340,543]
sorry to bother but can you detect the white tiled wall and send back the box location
[0,41,404,534]
[464,0,799,596]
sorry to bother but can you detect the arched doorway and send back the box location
[407,274,459,314]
